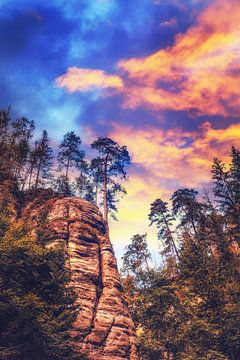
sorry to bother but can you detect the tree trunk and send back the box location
[95,182,98,205]
[164,216,179,260]
[79,171,83,197]
[104,161,108,222]
[35,158,41,189]
[28,161,34,190]
[65,156,70,181]
[103,154,109,233]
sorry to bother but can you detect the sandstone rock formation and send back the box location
[22,196,138,360]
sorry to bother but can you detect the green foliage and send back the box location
[121,234,151,275]
[149,198,179,261]
[58,131,85,181]
[34,130,53,189]
[0,207,85,360]
[0,108,35,185]
[0,108,131,220]
[171,188,202,233]
[123,148,240,360]
[91,137,131,223]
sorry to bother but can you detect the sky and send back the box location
[1,0,240,265]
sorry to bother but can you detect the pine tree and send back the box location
[76,173,94,202]
[121,234,151,275]
[104,180,126,221]
[34,130,53,189]
[149,199,179,261]
[91,137,131,229]
[58,131,85,181]
[0,108,35,185]
[89,157,104,205]
[75,160,90,198]
[171,188,201,235]
[26,141,39,190]
[53,175,76,197]
[0,108,12,176]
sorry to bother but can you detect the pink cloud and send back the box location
[55,67,123,93]
[55,0,240,118]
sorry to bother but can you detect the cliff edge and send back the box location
[22,196,138,360]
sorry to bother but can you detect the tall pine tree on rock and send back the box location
[91,137,131,229]
[58,131,85,181]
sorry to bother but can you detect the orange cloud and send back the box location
[108,122,240,256]
[55,67,123,92]
[56,1,240,118]
[110,122,240,189]
[118,0,240,116]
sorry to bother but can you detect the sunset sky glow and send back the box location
[1,0,240,263]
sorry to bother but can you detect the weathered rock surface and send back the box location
[22,196,138,360]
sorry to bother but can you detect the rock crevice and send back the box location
[22,196,138,360]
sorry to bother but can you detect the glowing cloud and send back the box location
[119,0,240,116]
[109,122,240,261]
[110,122,240,190]
[56,67,123,92]
[56,0,240,117]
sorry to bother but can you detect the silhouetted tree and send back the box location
[149,199,179,261]
[122,234,151,275]
[34,130,53,189]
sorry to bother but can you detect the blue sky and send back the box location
[1,0,240,263]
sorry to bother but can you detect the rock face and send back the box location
[22,196,138,360]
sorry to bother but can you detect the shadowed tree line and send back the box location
[0,193,88,359]
[121,147,240,360]
[0,107,131,228]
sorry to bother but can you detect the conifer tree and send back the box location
[75,160,89,198]
[34,130,53,189]
[91,137,131,228]
[212,147,240,246]
[171,188,201,235]
[149,199,179,260]
[76,173,94,201]
[58,131,85,181]
[89,157,104,205]
[9,117,35,181]
[0,107,11,139]
[121,234,151,275]
[132,148,240,360]
[0,108,35,185]
[26,141,39,190]
[103,181,126,221]
[54,174,76,197]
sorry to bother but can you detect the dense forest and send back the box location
[0,107,239,359]
[121,148,240,359]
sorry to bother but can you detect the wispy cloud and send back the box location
[108,121,240,255]
[55,67,123,93]
[160,17,177,28]
[56,0,240,118]
[110,122,240,190]
[119,0,240,116]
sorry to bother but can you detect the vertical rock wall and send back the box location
[22,196,138,360]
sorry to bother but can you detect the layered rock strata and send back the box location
[22,196,138,360]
